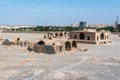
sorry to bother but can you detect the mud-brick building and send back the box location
[69,29,111,44]
[2,38,33,47]
[29,39,78,54]
[44,32,70,39]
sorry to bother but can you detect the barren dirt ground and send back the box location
[0,33,120,80]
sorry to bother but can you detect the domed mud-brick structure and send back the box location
[28,39,78,54]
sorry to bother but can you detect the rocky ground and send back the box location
[0,33,120,80]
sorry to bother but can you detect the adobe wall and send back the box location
[70,32,96,41]
[69,31,111,44]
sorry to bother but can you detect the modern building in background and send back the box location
[79,21,87,28]
[115,16,119,30]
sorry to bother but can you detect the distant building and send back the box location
[115,16,119,29]
[87,24,111,28]
[116,24,120,31]
[115,22,118,28]
[79,22,87,28]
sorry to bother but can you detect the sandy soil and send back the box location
[0,33,120,80]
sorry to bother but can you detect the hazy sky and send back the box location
[0,0,120,25]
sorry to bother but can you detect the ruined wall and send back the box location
[33,44,56,54]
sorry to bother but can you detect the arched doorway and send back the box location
[65,41,71,51]
[80,33,85,40]
[64,32,67,36]
[55,33,58,37]
[100,33,104,40]
[64,32,67,34]
[97,36,99,41]
[50,33,53,35]
[60,33,63,37]
[72,41,77,48]
[16,38,20,41]
[37,41,45,45]
[87,36,90,40]
[60,46,62,51]
[74,35,77,39]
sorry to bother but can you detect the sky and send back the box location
[0,0,120,25]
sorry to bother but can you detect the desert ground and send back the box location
[0,33,120,80]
